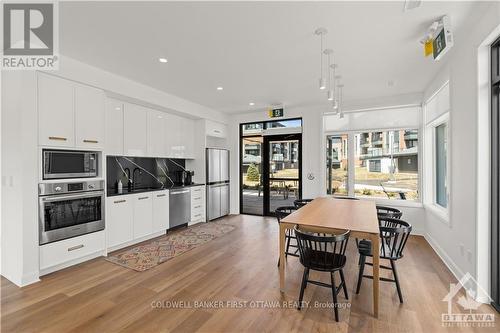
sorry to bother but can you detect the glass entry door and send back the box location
[263,134,302,215]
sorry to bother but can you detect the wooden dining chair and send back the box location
[376,205,403,219]
[355,217,412,303]
[275,206,299,267]
[295,226,350,322]
[293,199,314,209]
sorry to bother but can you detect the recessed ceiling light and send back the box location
[249,102,255,106]
[217,87,223,91]
[159,58,168,63]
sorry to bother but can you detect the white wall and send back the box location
[0,55,227,286]
[422,2,500,295]
[1,71,40,286]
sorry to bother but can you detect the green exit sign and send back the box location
[268,108,284,118]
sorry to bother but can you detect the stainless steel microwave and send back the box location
[43,150,97,179]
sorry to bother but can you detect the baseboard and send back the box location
[424,233,464,282]
[1,271,40,287]
[21,271,40,286]
[107,231,166,253]
[411,228,425,236]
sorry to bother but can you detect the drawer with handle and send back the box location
[39,230,105,270]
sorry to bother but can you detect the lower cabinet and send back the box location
[190,186,206,224]
[40,230,105,273]
[152,190,169,233]
[106,196,134,248]
[106,190,169,251]
[132,193,153,239]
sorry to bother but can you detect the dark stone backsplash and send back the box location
[106,156,187,191]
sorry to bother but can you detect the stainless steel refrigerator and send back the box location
[206,148,230,220]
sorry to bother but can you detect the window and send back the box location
[435,123,448,208]
[325,129,420,201]
[354,129,419,201]
[326,134,348,196]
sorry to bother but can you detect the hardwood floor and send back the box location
[1,214,498,332]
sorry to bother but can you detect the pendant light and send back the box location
[337,83,345,118]
[333,74,342,110]
[324,49,334,100]
[315,28,328,90]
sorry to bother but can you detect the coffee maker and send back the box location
[175,170,194,186]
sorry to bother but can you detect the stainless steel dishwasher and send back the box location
[169,188,191,229]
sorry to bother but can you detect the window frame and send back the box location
[323,126,422,207]
[427,112,450,219]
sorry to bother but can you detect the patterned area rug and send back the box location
[106,220,236,271]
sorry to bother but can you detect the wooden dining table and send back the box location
[279,197,381,317]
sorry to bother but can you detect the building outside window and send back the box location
[354,129,419,200]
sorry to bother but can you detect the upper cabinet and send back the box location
[123,103,148,156]
[205,119,227,138]
[105,98,124,155]
[38,74,75,147]
[75,84,105,149]
[148,109,167,157]
[38,73,105,149]
[165,113,195,159]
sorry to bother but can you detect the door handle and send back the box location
[156,194,166,197]
[113,199,126,204]
[83,139,99,144]
[138,196,149,200]
[48,136,67,141]
[67,244,84,251]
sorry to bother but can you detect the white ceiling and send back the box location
[60,1,480,113]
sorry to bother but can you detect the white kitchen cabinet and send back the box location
[148,109,167,157]
[75,84,105,149]
[205,119,227,138]
[152,190,169,233]
[165,113,183,157]
[182,117,195,159]
[106,196,134,248]
[105,98,124,155]
[38,73,75,147]
[190,186,206,224]
[133,193,153,239]
[40,230,105,272]
[124,103,148,156]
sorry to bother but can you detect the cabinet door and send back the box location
[182,117,195,159]
[38,74,75,147]
[124,103,148,156]
[133,193,153,239]
[152,190,169,232]
[148,109,166,157]
[105,98,124,155]
[75,84,105,149]
[106,196,133,248]
[206,120,227,138]
[165,113,183,157]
